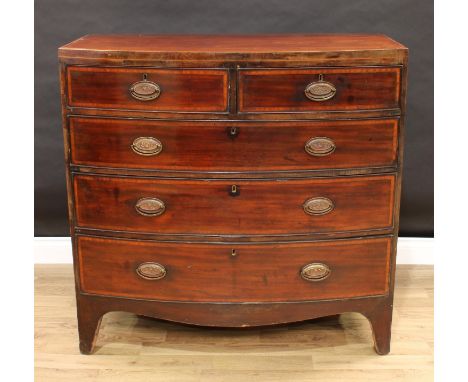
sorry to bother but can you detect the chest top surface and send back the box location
[59,34,407,64]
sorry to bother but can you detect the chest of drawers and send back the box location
[58,34,408,355]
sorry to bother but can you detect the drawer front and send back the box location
[238,67,400,113]
[67,67,229,112]
[70,117,398,171]
[73,175,395,235]
[77,236,391,302]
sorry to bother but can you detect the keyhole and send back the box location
[231,249,237,257]
[229,184,240,196]
[228,126,239,138]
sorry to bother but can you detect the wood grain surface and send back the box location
[77,235,391,302]
[69,117,399,171]
[60,34,406,53]
[58,34,408,65]
[238,67,400,113]
[67,66,229,112]
[73,174,395,235]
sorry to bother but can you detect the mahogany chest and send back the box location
[58,34,408,354]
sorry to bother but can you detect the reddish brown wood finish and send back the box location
[59,34,408,355]
[67,105,402,122]
[73,174,395,235]
[59,34,407,65]
[75,291,393,355]
[70,117,399,171]
[67,67,229,112]
[60,34,406,54]
[77,236,391,302]
[238,67,400,113]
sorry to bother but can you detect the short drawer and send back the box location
[77,235,391,302]
[73,174,395,235]
[66,66,229,112]
[70,117,398,171]
[238,67,401,113]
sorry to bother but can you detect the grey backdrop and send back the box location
[35,0,434,237]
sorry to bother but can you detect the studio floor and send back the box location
[35,265,433,382]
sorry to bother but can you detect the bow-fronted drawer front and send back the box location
[69,117,399,172]
[77,235,391,302]
[66,67,229,112]
[73,174,395,236]
[238,67,401,113]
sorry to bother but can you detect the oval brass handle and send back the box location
[136,262,166,280]
[305,137,336,157]
[135,197,165,216]
[304,78,336,102]
[301,263,331,282]
[303,197,334,216]
[131,137,163,156]
[130,80,161,101]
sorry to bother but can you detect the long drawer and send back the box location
[70,117,399,171]
[77,235,391,302]
[73,174,395,235]
[66,66,229,112]
[238,67,401,113]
